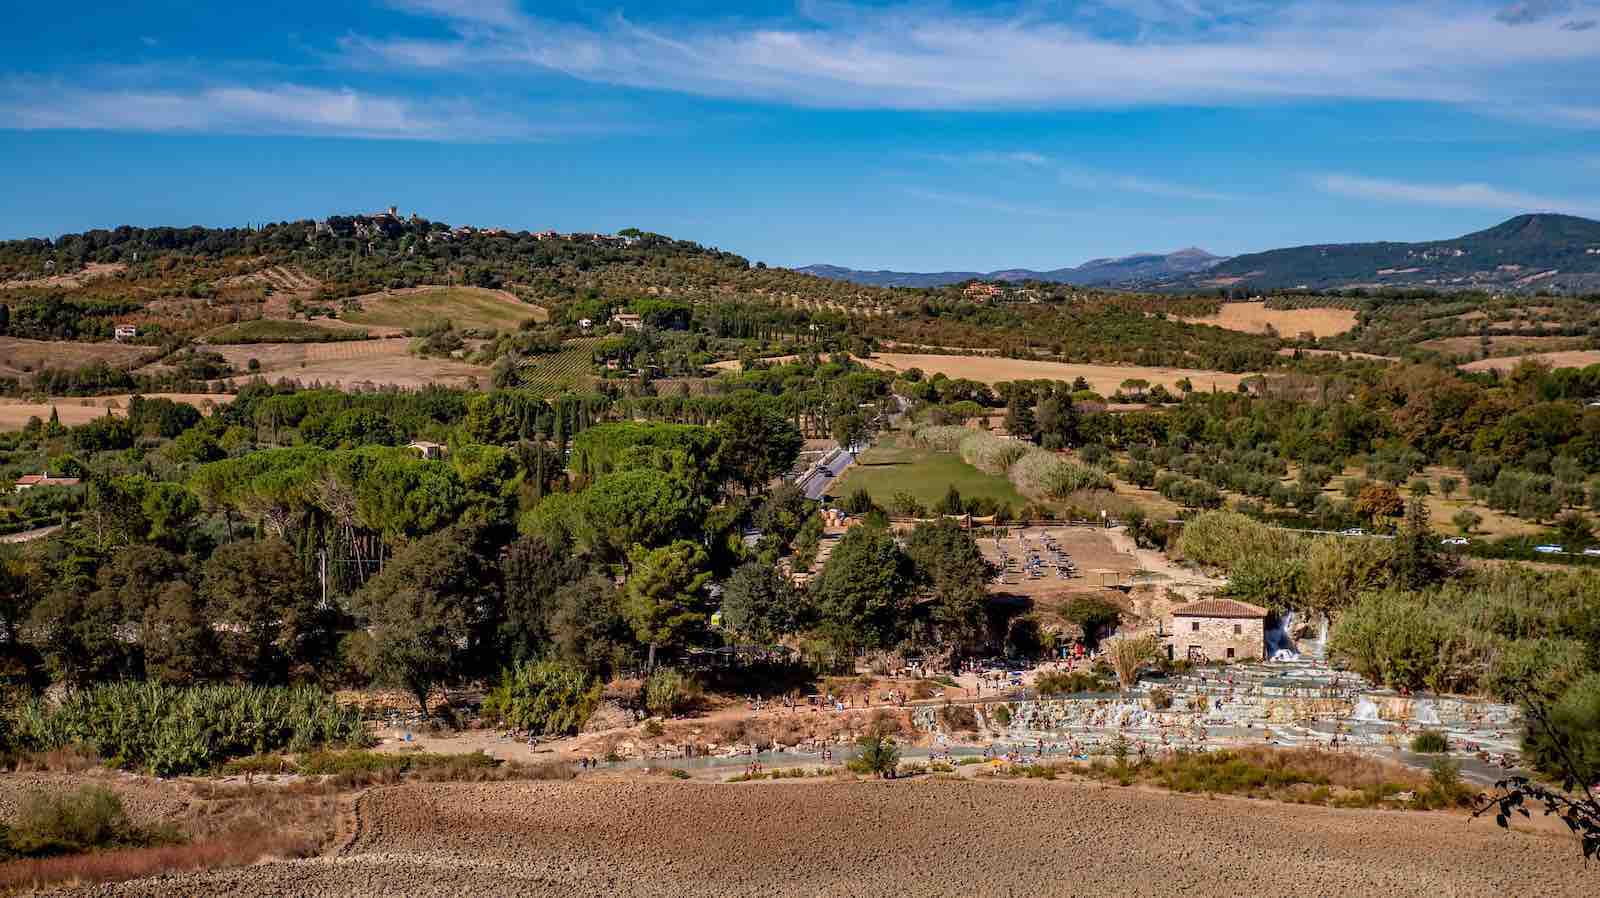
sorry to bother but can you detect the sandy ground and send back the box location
[1180,302,1358,338]
[1460,350,1600,373]
[0,394,229,429]
[0,338,148,379]
[70,780,1596,897]
[205,340,492,389]
[857,353,1253,394]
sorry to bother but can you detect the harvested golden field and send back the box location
[341,286,546,333]
[1460,350,1600,374]
[1180,301,1358,338]
[0,394,228,430]
[0,338,147,379]
[208,339,491,389]
[72,780,1595,897]
[708,354,801,371]
[859,353,1253,394]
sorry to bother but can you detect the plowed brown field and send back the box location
[68,780,1593,897]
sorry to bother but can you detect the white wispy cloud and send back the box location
[931,149,1234,202]
[901,187,1071,218]
[0,79,608,141]
[1316,173,1600,216]
[340,1,1600,122]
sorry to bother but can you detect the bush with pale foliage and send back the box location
[1103,633,1161,689]
[1173,510,1300,572]
[1008,450,1109,500]
[958,432,1031,475]
[910,425,971,453]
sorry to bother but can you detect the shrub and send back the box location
[1425,758,1472,807]
[1174,510,1300,572]
[992,703,1012,726]
[1149,687,1173,710]
[1034,670,1110,695]
[12,683,365,777]
[1410,730,1449,753]
[482,660,602,736]
[644,667,702,718]
[848,731,901,778]
[937,703,978,731]
[1522,672,1600,786]
[293,749,500,778]
[958,432,1030,475]
[4,786,146,857]
[1009,450,1109,500]
[911,425,972,453]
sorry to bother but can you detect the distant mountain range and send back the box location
[796,248,1224,288]
[797,214,1600,294]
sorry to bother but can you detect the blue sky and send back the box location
[2,1,1598,270]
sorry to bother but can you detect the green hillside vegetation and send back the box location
[206,319,368,344]
[1204,214,1600,293]
[342,287,542,333]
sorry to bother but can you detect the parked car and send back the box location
[1440,537,1469,546]
[1341,527,1367,536]
[1534,544,1565,554]
[1583,547,1600,557]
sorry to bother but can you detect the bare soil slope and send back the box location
[71,780,1593,897]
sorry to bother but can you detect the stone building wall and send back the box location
[1167,615,1264,663]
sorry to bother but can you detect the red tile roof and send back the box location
[1172,599,1268,619]
[14,475,79,487]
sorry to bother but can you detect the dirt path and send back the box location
[70,780,1596,896]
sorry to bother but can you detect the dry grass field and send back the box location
[207,339,492,389]
[341,287,546,333]
[0,338,147,379]
[1419,335,1589,358]
[0,394,229,430]
[858,353,1254,394]
[0,262,126,290]
[708,354,801,371]
[71,780,1596,897]
[1460,350,1600,374]
[1275,347,1394,362]
[1180,301,1358,338]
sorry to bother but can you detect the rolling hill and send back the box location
[1173,213,1600,294]
[797,248,1224,288]
[799,214,1600,294]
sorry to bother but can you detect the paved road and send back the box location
[799,395,908,500]
[802,449,855,499]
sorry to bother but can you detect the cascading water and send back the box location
[1266,610,1299,661]
[1351,698,1381,722]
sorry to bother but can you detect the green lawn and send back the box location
[832,435,1029,509]
[342,287,542,333]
